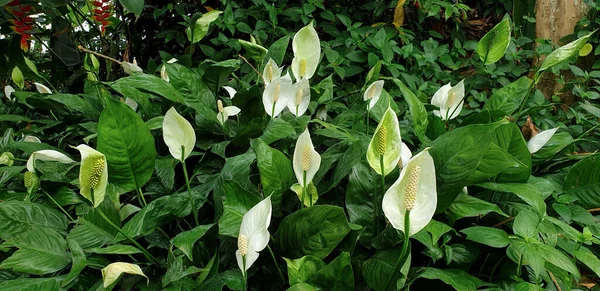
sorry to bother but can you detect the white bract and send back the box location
[366,107,403,176]
[4,85,14,101]
[216,99,241,126]
[236,196,272,272]
[101,262,148,288]
[263,73,293,117]
[292,128,321,187]
[364,80,384,110]
[74,144,108,208]
[163,107,196,161]
[26,150,75,172]
[383,148,437,236]
[223,86,237,99]
[34,82,52,94]
[263,58,282,86]
[160,58,178,82]
[432,80,465,121]
[287,78,311,116]
[399,142,412,169]
[121,61,143,75]
[291,22,321,80]
[23,135,41,143]
[527,127,559,154]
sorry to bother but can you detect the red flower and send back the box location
[91,1,103,7]
[20,34,30,51]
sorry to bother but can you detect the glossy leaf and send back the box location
[476,17,511,64]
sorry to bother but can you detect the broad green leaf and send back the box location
[394,79,428,143]
[266,35,290,65]
[531,132,574,163]
[414,268,492,290]
[43,94,100,118]
[67,201,119,249]
[539,31,595,72]
[284,255,326,286]
[97,98,156,191]
[197,269,244,291]
[446,192,509,222]
[119,0,144,17]
[564,154,600,208]
[574,246,600,278]
[477,17,511,64]
[238,38,268,62]
[251,138,293,216]
[0,201,67,240]
[513,209,540,239]
[62,239,87,287]
[461,226,510,248]
[0,277,62,291]
[86,245,143,255]
[203,60,240,96]
[0,227,70,275]
[484,76,532,115]
[365,61,382,88]
[306,252,354,290]
[218,181,261,237]
[537,244,580,280]
[276,205,351,259]
[287,283,317,291]
[23,57,41,77]
[172,224,215,261]
[164,63,217,121]
[260,118,296,145]
[478,181,547,215]
[161,254,204,287]
[186,11,223,44]
[362,249,410,291]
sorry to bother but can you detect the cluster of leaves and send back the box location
[1,0,600,291]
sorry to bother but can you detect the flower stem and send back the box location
[296,105,299,117]
[181,146,199,227]
[271,102,276,119]
[136,187,147,207]
[301,171,307,209]
[242,256,248,291]
[366,105,370,135]
[267,244,285,285]
[383,211,411,291]
[43,190,75,222]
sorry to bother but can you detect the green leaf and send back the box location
[164,63,217,122]
[284,255,326,286]
[86,245,143,255]
[306,252,354,290]
[276,205,351,259]
[564,154,600,208]
[414,268,492,290]
[484,76,532,115]
[266,36,290,65]
[287,283,317,291]
[476,17,511,64]
[574,246,600,278]
[478,181,547,215]
[116,189,208,240]
[23,57,41,78]
[537,244,580,280]
[119,0,144,17]
[394,79,429,143]
[446,192,509,222]
[11,67,24,90]
[345,162,378,243]
[218,181,261,237]
[513,209,540,239]
[197,269,244,291]
[186,11,223,44]
[260,119,296,145]
[0,201,67,240]
[251,138,293,216]
[172,224,215,261]
[239,38,268,62]
[531,132,574,163]
[362,249,410,291]
[0,277,62,291]
[539,31,595,72]
[66,201,119,249]
[43,94,100,118]
[460,226,510,248]
[97,98,156,191]
[0,227,70,275]
[62,239,87,287]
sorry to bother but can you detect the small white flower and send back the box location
[399,142,412,169]
[287,78,311,117]
[23,135,41,143]
[263,73,293,118]
[160,58,178,82]
[34,82,52,94]
[527,127,559,154]
[263,58,282,86]
[162,107,196,161]
[216,99,241,126]
[236,196,272,271]
[4,85,15,101]
[101,262,148,288]
[432,80,465,121]
[292,128,321,187]
[73,144,108,208]
[364,80,384,110]
[26,150,75,172]
[223,86,237,99]
[291,22,321,80]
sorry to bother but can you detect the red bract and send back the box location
[91,1,103,7]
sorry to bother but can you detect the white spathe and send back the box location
[236,196,272,271]
[292,128,321,187]
[291,22,321,80]
[4,85,15,101]
[26,150,75,172]
[432,80,465,121]
[34,82,52,94]
[223,86,237,99]
[74,144,108,208]
[263,58,283,86]
[263,73,293,117]
[382,148,437,236]
[400,142,412,169]
[101,262,148,288]
[527,127,559,154]
[287,78,311,116]
[217,103,241,125]
[162,107,196,161]
[364,80,384,109]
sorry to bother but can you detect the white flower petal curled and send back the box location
[364,80,384,109]
[4,85,15,101]
[34,82,52,94]
[26,150,75,172]
[236,196,272,271]
[287,78,311,116]
[292,129,321,187]
[527,127,559,154]
[162,107,196,161]
[291,22,321,80]
[263,73,293,117]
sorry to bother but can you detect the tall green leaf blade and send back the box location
[172,224,215,261]
[345,162,378,243]
[306,252,354,290]
[218,181,261,237]
[476,17,511,65]
[394,79,429,143]
[483,76,532,115]
[97,98,156,191]
[0,278,62,291]
[564,154,600,208]
[119,0,144,17]
[251,138,293,216]
[0,201,67,240]
[284,255,326,286]
[414,268,492,290]
[539,31,595,72]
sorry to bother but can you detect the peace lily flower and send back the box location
[26,150,75,172]
[73,144,108,208]
[223,86,237,99]
[102,262,148,288]
[364,80,384,110]
[366,107,402,176]
[163,107,196,161]
[122,61,143,75]
[124,98,138,111]
[23,135,41,143]
[236,196,272,272]
[160,58,178,82]
[34,82,52,94]
[292,22,321,80]
[527,127,559,154]
[263,73,293,118]
[398,142,412,169]
[4,85,15,101]
[293,128,321,187]
[432,80,465,121]
[382,148,437,236]
[263,58,282,86]
[290,182,318,207]
[287,78,310,116]
[216,99,241,126]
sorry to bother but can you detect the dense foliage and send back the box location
[1,0,600,290]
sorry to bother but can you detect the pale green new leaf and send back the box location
[186,11,223,44]
[366,107,402,176]
[476,17,511,65]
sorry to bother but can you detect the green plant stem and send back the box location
[242,256,248,291]
[383,211,411,291]
[181,146,199,227]
[43,190,75,222]
[267,244,285,285]
[515,73,540,119]
[301,171,307,209]
[366,105,370,135]
[577,123,600,139]
[271,102,276,119]
[296,105,299,117]
[136,187,147,207]
[94,198,159,265]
